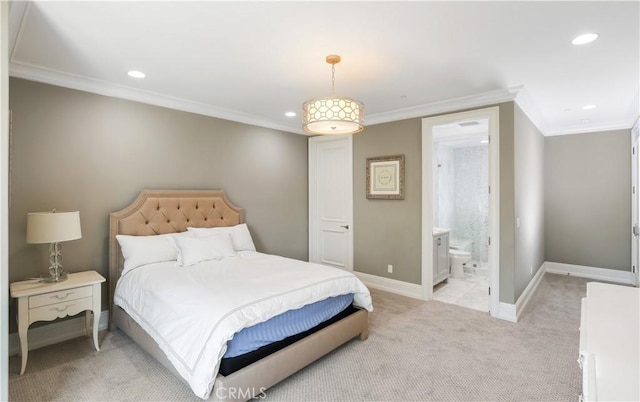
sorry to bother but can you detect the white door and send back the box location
[632,119,640,287]
[308,135,353,271]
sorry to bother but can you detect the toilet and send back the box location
[449,249,471,279]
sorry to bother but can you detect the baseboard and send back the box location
[493,263,546,323]
[488,262,632,323]
[9,310,109,356]
[495,303,517,323]
[544,262,635,285]
[515,263,546,320]
[354,271,423,300]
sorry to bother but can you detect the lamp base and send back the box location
[40,271,68,283]
[41,242,68,283]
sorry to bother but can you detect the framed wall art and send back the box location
[366,154,405,200]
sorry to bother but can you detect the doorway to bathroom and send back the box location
[421,107,500,316]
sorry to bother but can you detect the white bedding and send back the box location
[113,251,373,399]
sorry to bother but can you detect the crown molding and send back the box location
[9,61,305,135]
[12,58,523,135]
[10,59,636,137]
[9,3,303,134]
[365,86,523,126]
[517,87,639,137]
[513,87,550,135]
[544,90,638,136]
[8,2,637,138]
[625,90,640,130]
[544,121,635,136]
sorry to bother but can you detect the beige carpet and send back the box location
[9,273,587,401]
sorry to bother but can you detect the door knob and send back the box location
[634,224,639,237]
[340,225,350,230]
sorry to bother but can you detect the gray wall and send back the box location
[10,76,629,326]
[355,104,627,304]
[353,118,422,284]
[353,102,550,304]
[544,129,631,270]
[514,104,545,300]
[353,103,518,304]
[8,78,308,329]
[498,103,517,303]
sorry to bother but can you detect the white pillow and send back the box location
[116,232,192,274]
[187,223,256,251]
[172,233,237,266]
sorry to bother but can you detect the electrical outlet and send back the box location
[387,264,393,273]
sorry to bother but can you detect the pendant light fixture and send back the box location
[302,55,364,135]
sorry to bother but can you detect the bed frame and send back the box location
[109,189,369,401]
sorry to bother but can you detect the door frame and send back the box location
[308,135,354,270]
[632,118,640,287]
[1,3,9,399]
[421,106,500,316]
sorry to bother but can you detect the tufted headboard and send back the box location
[108,189,244,326]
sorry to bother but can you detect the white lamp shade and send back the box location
[302,97,364,135]
[26,211,82,244]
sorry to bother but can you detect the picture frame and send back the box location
[366,154,405,200]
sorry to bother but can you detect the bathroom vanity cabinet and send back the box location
[433,230,450,285]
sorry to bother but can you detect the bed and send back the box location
[108,189,371,401]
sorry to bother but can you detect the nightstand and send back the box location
[10,270,106,375]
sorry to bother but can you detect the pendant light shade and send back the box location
[302,55,364,135]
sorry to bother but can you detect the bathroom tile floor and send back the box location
[433,272,489,312]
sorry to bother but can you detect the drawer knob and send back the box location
[52,292,72,300]
[52,305,70,313]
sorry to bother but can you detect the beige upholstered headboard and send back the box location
[108,189,244,326]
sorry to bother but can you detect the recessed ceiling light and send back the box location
[572,33,598,45]
[581,119,591,123]
[582,104,597,110]
[127,70,146,79]
[285,112,296,117]
[480,140,489,144]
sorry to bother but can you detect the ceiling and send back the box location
[8,1,639,136]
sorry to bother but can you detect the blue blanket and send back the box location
[223,293,354,358]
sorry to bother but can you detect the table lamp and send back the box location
[26,210,82,282]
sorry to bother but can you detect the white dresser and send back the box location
[579,282,639,401]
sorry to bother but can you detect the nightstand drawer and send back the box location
[29,286,93,308]
[30,297,93,322]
